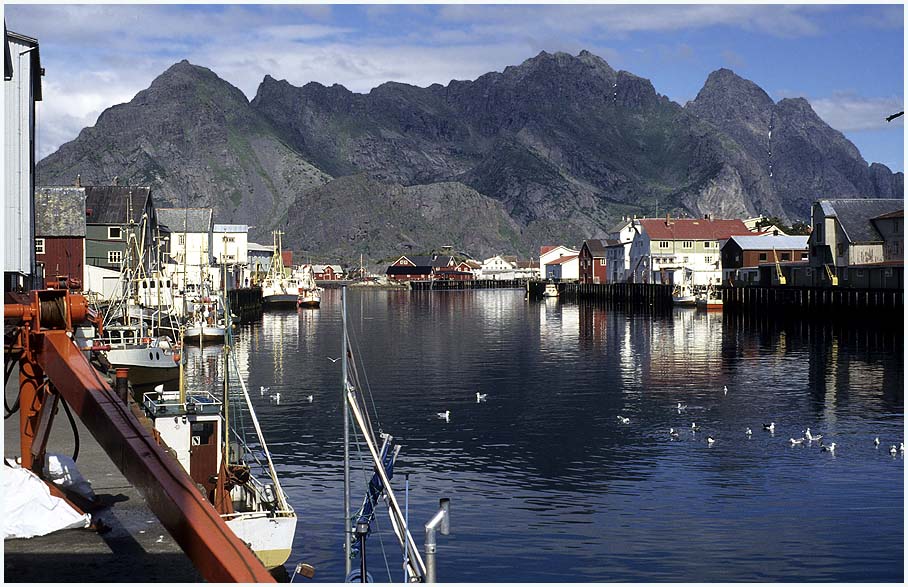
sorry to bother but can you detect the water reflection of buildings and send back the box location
[259,310,300,386]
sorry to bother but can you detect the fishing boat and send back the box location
[542,282,559,298]
[183,293,227,344]
[261,231,300,307]
[295,264,322,308]
[671,270,697,307]
[696,285,723,310]
[98,324,180,387]
[142,311,296,569]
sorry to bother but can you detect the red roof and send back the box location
[546,255,578,266]
[639,218,750,240]
[539,245,557,255]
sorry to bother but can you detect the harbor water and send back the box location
[183,288,904,582]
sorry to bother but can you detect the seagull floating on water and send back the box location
[306,395,313,403]
[617,416,630,424]
[669,428,680,440]
[723,385,728,395]
[476,392,488,402]
[745,427,753,437]
[805,428,823,442]
[676,402,687,412]
[437,410,450,422]
[821,442,836,453]
[690,422,701,432]
[874,437,880,447]
[889,445,898,455]
[706,435,716,445]
[900,442,905,453]
[789,437,804,445]
[260,385,269,396]
[763,422,775,432]
[270,392,281,403]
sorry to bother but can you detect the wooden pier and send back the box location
[555,282,674,311]
[410,279,526,291]
[227,287,263,323]
[723,285,903,321]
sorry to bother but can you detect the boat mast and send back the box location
[342,286,352,575]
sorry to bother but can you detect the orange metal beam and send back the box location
[33,329,276,583]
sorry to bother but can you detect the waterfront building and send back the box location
[386,255,454,281]
[84,185,157,272]
[480,255,518,280]
[628,215,751,285]
[721,234,810,285]
[603,217,639,283]
[514,260,540,280]
[34,186,86,289]
[805,198,903,288]
[213,223,248,289]
[539,245,579,277]
[246,242,273,285]
[743,215,790,235]
[312,264,343,280]
[4,29,43,291]
[545,254,579,281]
[579,239,608,284]
[157,208,213,290]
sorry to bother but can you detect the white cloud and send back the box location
[811,93,904,132]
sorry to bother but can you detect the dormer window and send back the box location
[108,226,122,240]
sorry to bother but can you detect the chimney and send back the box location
[665,212,672,226]
[74,174,81,187]
[113,175,119,186]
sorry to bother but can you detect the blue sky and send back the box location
[5,3,904,171]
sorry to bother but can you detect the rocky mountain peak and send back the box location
[689,68,775,111]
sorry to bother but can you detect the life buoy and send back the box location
[142,337,152,344]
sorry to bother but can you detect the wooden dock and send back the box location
[723,285,903,321]
[554,282,674,312]
[410,279,526,291]
[227,287,263,323]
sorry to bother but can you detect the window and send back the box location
[780,252,791,262]
[108,250,123,265]
[222,236,235,243]
[759,253,768,262]
[682,240,693,249]
[705,256,713,264]
[704,241,713,249]
[837,243,845,256]
[178,234,185,246]
[658,241,669,249]
[35,238,45,255]
[800,252,808,260]
[682,256,689,263]
[108,226,122,240]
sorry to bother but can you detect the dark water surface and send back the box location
[184,288,904,582]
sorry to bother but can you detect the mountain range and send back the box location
[36,50,902,262]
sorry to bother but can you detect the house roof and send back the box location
[725,235,809,251]
[464,260,482,269]
[35,187,85,237]
[403,255,454,268]
[539,245,557,255]
[247,242,272,253]
[213,223,248,233]
[818,199,904,244]
[386,265,432,275]
[606,218,633,234]
[6,30,42,101]
[546,255,578,266]
[638,217,750,240]
[582,239,608,257]
[84,186,152,225]
[157,208,212,234]
[313,264,342,273]
[873,209,904,221]
[515,260,536,269]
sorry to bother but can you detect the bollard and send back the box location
[114,368,129,403]
[424,498,450,583]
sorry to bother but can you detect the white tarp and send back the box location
[3,461,91,539]
[44,453,97,502]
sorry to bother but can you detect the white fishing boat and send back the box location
[696,285,723,310]
[262,231,300,307]
[672,270,697,307]
[542,282,559,298]
[183,294,226,344]
[295,264,322,308]
[142,312,296,569]
[99,324,180,387]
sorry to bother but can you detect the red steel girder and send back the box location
[34,329,276,583]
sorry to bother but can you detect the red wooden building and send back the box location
[34,187,85,289]
[313,264,343,280]
[386,255,455,281]
[579,239,609,284]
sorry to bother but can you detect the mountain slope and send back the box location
[36,60,330,238]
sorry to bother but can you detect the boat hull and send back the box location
[105,347,179,386]
[263,294,298,307]
[672,296,697,307]
[297,292,320,308]
[224,513,297,569]
[183,324,226,344]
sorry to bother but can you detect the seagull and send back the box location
[669,428,681,440]
[723,385,728,395]
[260,385,269,396]
[676,402,687,412]
[306,395,313,403]
[706,436,716,445]
[890,445,898,456]
[745,427,753,437]
[156,535,164,543]
[901,442,905,453]
[874,437,880,447]
[270,392,281,403]
[821,442,836,453]
[437,410,450,422]
[763,422,775,432]
[691,422,701,432]
[789,437,804,445]
[805,428,823,442]
[617,416,630,424]
[327,357,340,363]
[476,392,488,402]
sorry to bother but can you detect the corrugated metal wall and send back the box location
[4,35,37,279]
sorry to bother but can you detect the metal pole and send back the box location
[357,521,369,583]
[424,499,450,584]
[342,286,351,576]
[404,473,410,583]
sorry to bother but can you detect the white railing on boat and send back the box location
[142,390,222,416]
